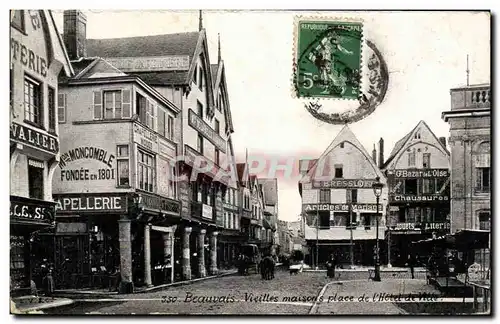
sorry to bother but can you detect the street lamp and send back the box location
[372,176,384,282]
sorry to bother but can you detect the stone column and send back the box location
[182,227,192,280]
[198,229,207,277]
[144,223,152,287]
[118,219,134,293]
[209,231,219,275]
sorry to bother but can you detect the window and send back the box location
[158,110,166,136]
[408,151,416,166]
[351,189,358,203]
[405,179,418,195]
[167,116,174,140]
[479,212,490,231]
[423,153,431,168]
[421,179,436,194]
[24,75,43,126]
[217,93,223,112]
[476,168,490,192]
[104,90,122,119]
[340,142,344,148]
[11,10,24,32]
[197,101,203,119]
[137,150,155,192]
[197,133,204,154]
[117,145,130,187]
[28,159,44,200]
[57,93,66,123]
[319,189,330,203]
[48,87,56,132]
[215,149,220,165]
[215,119,220,135]
[137,93,147,123]
[193,65,198,85]
[198,66,203,91]
[334,166,343,178]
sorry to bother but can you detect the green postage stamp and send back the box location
[294,18,363,100]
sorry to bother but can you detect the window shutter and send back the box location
[57,93,66,123]
[122,89,131,118]
[476,168,482,189]
[93,91,102,119]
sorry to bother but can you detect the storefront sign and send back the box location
[105,56,190,72]
[139,191,181,216]
[387,169,449,178]
[202,204,213,220]
[133,123,159,152]
[10,122,58,154]
[11,37,48,77]
[188,110,226,153]
[389,206,400,212]
[312,179,378,189]
[10,196,54,224]
[58,146,116,182]
[392,222,450,232]
[53,193,128,213]
[392,195,449,202]
[304,203,380,212]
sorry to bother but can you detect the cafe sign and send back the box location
[53,193,128,213]
[10,196,54,225]
[10,122,58,154]
[188,109,226,153]
[312,179,378,189]
[304,203,380,213]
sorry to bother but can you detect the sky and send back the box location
[52,10,491,222]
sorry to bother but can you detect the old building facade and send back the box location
[382,121,451,267]
[442,84,491,266]
[10,10,74,294]
[299,125,388,267]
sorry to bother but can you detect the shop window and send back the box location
[167,115,174,140]
[10,236,25,289]
[117,145,130,187]
[332,213,347,227]
[318,211,330,229]
[197,133,204,154]
[58,93,66,123]
[334,166,343,178]
[479,212,490,231]
[404,179,418,195]
[197,100,203,119]
[476,167,490,193]
[408,151,416,166]
[24,75,43,127]
[28,159,44,200]
[137,150,155,192]
[48,87,56,133]
[319,189,330,203]
[11,10,25,33]
[215,119,220,135]
[158,110,166,137]
[423,153,431,169]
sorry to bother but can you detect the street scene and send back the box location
[9,10,490,316]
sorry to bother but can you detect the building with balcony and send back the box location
[381,121,451,267]
[81,12,241,282]
[298,125,388,267]
[442,83,490,266]
[10,10,74,295]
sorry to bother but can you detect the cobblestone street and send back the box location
[45,269,431,315]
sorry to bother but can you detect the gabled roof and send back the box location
[382,120,450,170]
[258,178,278,206]
[236,163,248,187]
[210,64,219,86]
[299,125,386,184]
[75,58,127,79]
[211,60,234,134]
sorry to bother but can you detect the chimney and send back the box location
[63,10,87,60]
[439,137,447,148]
[378,138,384,168]
[372,144,377,164]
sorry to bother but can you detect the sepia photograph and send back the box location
[8,8,491,316]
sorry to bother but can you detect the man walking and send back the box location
[407,253,417,279]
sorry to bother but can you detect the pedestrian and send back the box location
[407,253,416,279]
[326,254,336,278]
[42,268,55,297]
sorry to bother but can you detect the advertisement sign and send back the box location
[312,179,378,189]
[304,203,380,213]
[391,195,449,202]
[202,204,213,220]
[139,191,181,216]
[53,193,128,213]
[10,196,54,224]
[105,56,190,72]
[188,110,226,152]
[58,146,116,182]
[392,222,450,232]
[387,169,449,178]
[10,122,59,154]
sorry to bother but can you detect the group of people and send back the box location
[237,252,276,280]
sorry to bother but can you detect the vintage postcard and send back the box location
[9,9,491,316]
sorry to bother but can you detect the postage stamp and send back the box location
[294,18,363,100]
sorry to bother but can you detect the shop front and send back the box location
[10,196,55,294]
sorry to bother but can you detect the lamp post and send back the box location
[372,177,384,282]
